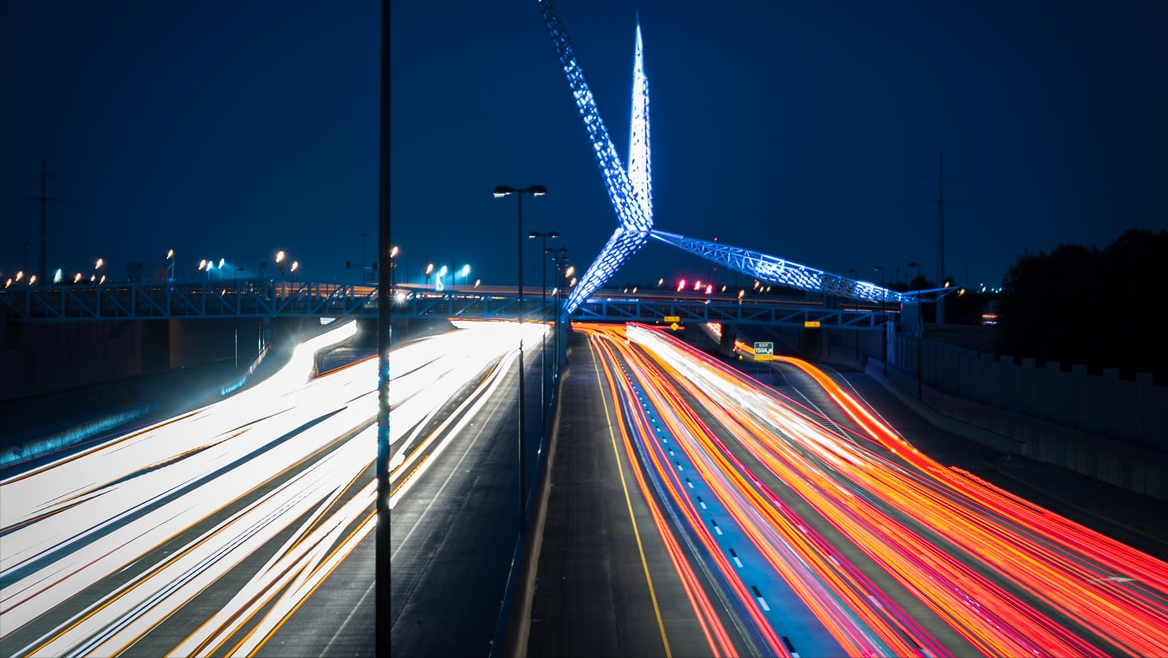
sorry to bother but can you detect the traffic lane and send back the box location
[635,326,1168,656]
[811,363,1168,562]
[269,324,545,658]
[625,328,951,656]
[255,530,375,658]
[526,327,763,658]
[388,338,539,658]
[758,355,1168,656]
[1,321,530,657]
[526,331,709,657]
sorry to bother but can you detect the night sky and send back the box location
[2,0,1165,292]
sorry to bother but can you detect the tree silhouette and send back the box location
[998,229,1167,384]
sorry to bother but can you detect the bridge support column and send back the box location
[719,322,738,356]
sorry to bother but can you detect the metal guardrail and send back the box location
[0,282,890,328]
[0,281,376,321]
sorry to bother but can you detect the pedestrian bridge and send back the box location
[0,281,893,329]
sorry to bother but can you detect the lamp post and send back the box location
[492,184,546,535]
[875,266,886,376]
[910,261,922,399]
[549,247,568,391]
[234,266,245,369]
[529,230,559,434]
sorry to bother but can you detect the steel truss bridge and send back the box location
[0,281,893,329]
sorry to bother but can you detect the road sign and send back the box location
[804,320,821,328]
[663,315,680,324]
[754,341,774,361]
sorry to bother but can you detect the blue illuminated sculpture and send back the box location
[539,1,907,314]
[539,1,653,315]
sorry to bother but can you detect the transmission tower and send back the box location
[28,152,60,283]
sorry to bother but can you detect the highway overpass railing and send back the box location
[0,281,889,328]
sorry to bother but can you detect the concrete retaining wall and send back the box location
[873,332,1168,502]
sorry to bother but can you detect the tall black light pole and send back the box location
[493,184,546,534]
[875,266,886,376]
[549,248,568,389]
[529,230,559,434]
[910,261,922,399]
[376,0,391,656]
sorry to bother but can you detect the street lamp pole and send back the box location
[549,248,568,390]
[910,261,922,399]
[875,266,886,376]
[529,230,559,435]
[493,184,547,535]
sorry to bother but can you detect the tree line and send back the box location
[996,228,1167,384]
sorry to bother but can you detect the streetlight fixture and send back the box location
[530,230,560,434]
[492,183,546,535]
[234,266,246,369]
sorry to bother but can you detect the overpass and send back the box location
[0,281,897,328]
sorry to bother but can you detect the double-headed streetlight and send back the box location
[529,230,560,434]
[493,184,546,535]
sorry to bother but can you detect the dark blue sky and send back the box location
[3,1,1165,291]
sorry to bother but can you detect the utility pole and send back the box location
[360,232,370,282]
[931,151,952,326]
[29,152,59,283]
[922,151,955,326]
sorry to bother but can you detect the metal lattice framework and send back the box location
[0,282,894,328]
[650,230,910,305]
[0,281,378,321]
[540,2,911,314]
[540,1,653,315]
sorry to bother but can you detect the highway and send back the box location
[0,318,545,657]
[4,317,1167,657]
[527,322,1168,657]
